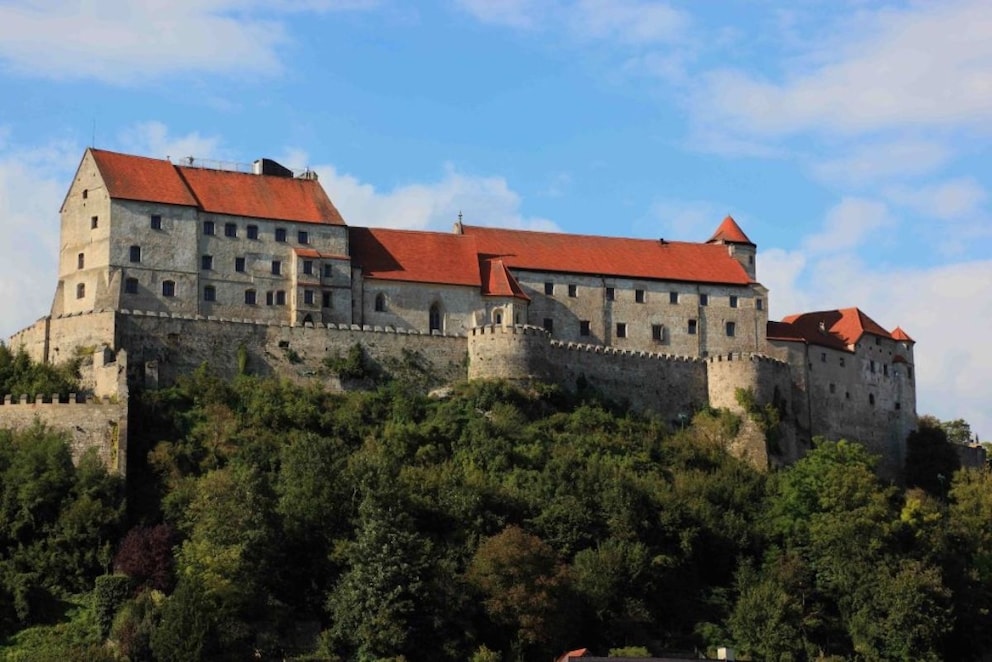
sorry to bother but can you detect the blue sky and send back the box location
[1,0,990,439]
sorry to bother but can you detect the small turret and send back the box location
[707,215,756,280]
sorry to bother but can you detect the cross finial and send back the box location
[458,210,463,223]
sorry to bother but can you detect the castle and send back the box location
[3,149,924,477]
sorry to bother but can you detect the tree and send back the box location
[466,526,572,658]
[906,418,960,497]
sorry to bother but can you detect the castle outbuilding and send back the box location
[5,149,923,476]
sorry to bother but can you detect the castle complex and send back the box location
[3,149,925,477]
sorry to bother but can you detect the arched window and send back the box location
[76,283,85,299]
[494,311,502,325]
[162,280,176,297]
[374,293,386,312]
[429,303,442,333]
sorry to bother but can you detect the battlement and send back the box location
[0,393,117,406]
[705,351,789,367]
[470,323,550,337]
[118,308,469,338]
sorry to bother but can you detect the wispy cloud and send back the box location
[0,0,376,83]
[809,140,953,188]
[315,161,558,232]
[692,1,992,137]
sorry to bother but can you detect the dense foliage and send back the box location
[2,364,991,660]
[0,343,82,399]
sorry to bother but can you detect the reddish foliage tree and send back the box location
[113,524,177,592]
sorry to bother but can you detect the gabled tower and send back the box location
[707,215,756,281]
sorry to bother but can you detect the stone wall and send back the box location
[0,395,127,475]
[468,324,709,424]
[115,309,468,390]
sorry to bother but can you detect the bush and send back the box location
[93,574,132,638]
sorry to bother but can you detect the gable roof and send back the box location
[772,307,899,351]
[462,225,753,285]
[349,226,482,287]
[891,326,915,343]
[87,148,345,225]
[707,215,754,245]
[480,258,530,300]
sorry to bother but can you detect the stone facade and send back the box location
[4,148,924,477]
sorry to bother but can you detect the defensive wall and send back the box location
[468,324,799,467]
[0,395,127,475]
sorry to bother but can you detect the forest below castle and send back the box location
[0,344,990,661]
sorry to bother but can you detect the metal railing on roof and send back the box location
[169,156,316,179]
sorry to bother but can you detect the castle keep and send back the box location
[4,149,920,476]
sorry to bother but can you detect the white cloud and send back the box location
[117,122,225,162]
[693,1,992,136]
[0,134,80,341]
[802,197,894,254]
[456,0,689,46]
[810,140,952,188]
[646,199,730,240]
[0,0,375,83]
[316,162,558,232]
[885,177,988,222]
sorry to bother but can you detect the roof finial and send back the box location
[458,210,463,223]
[453,210,465,235]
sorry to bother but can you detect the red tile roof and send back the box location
[89,149,198,207]
[772,307,899,351]
[87,148,345,225]
[462,225,752,285]
[177,166,344,225]
[891,326,915,343]
[556,649,591,662]
[480,258,530,300]
[707,215,754,245]
[349,227,482,287]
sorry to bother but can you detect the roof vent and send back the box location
[252,158,294,178]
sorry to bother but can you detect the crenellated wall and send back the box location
[0,394,127,475]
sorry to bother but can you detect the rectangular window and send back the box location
[124,277,138,294]
[544,282,554,295]
[224,223,237,238]
[247,225,258,240]
[245,290,256,305]
[726,321,736,337]
[303,260,313,276]
[150,214,162,230]
[203,286,216,302]
[543,318,554,333]
[568,284,577,297]
[908,367,913,380]
[616,323,627,338]
[271,260,281,276]
[77,253,84,269]
[730,295,738,308]
[756,298,764,311]
[669,291,679,304]
[652,324,663,341]
[895,402,901,410]
[635,289,645,303]
[323,264,333,279]
[203,221,215,236]
[820,352,826,363]
[688,319,697,335]
[276,290,286,305]
[298,230,309,244]
[275,228,287,242]
[76,283,85,299]
[201,255,213,270]
[829,383,836,394]
[883,363,889,376]
[870,360,876,373]
[235,257,246,273]
[322,291,332,308]
[266,291,274,306]
[700,293,709,306]
[579,320,591,336]
[129,245,141,263]
[162,281,176,297]
[304,290,315,305]
[605,287,615,301]
[91,216,98,229]
[839,356,846,367]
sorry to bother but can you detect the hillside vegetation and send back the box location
[1,365,991,661]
